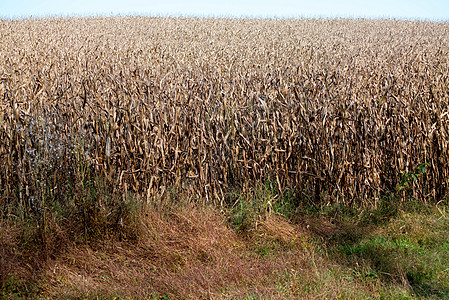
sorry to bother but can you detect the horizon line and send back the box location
[1,12,448,23]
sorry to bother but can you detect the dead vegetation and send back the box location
[1,17,448,215]
[1,16,449,299]
[2,204,313,299]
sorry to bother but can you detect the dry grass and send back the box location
[3,205,311,299]
[2,195,448,299]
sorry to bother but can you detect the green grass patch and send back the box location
[0,274,41,299]
[327,207,449,299]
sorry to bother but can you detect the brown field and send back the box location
[1,17,449,207]
[1,17,449,299]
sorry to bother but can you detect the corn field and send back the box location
[1,17,449,217]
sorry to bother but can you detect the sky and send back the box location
[0,0,448,21]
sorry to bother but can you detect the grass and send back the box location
[2,181,449,299]
[307,200,449,299]
[342,212,449,298]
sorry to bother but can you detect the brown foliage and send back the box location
[1,17,449,214]
[1,205,312,299]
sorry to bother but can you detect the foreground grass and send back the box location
[1,192,448,299]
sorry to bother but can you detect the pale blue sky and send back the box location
[0,0,448,20]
